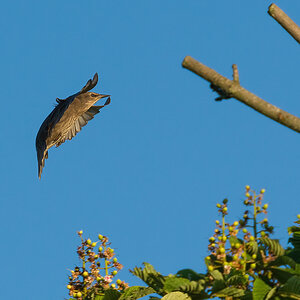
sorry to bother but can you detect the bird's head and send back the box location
[86,92,110,101]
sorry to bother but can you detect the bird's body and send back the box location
[36,73,110,179]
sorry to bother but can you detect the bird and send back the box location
[36,73,110,179]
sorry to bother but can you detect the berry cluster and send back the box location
[206,186,270,286]
[67,231,128,299]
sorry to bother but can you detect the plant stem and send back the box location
[253,192,257,239]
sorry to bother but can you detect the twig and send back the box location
[232,64,239,84]
[182,56,300,133]
[268,3,300,44]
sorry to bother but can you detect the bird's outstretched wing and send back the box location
[55,73,98,104]
[56,97,111,147]
[79,73,98,94]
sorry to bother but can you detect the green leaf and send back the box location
[288,226,300,235]
[92,289,120,300]
[131,263,166,296]
[246,241,258,255]
[176,269,206,281]
[269,255,296,269]
[253,278,272,300]
[209,269,226,294]
[271,267,298,283]
[161,292,191,300]
[260,237,285,256]
[179,280,206,294]
[265,287,277,300]
[119,286,155,300]
[226,274,246,286]
[163,277,190,293]
[280,275,300,295]
[213,287,245,298]
[287,250,300,264]
[210,269,224,281]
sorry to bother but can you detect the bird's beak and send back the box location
[100,94,110,98]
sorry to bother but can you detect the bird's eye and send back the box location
[91,93,98,97]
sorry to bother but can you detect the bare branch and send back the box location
[268,3,300,44]
[182,56,300,133]
[232,64,240,84]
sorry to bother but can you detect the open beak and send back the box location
[100,94,110,98]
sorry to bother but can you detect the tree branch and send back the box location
[268,3,300,44]
[182,56,300,133]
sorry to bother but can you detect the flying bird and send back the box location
[36,73,110,179]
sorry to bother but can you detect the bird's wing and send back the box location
[56,98,110,147]
[36,101,72,179]
[79,73,98,94]
[36,124,50,179]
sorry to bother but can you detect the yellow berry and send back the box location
[252,254,257,259]
[246,193,250,197]
[87,239,92,245]
[216,203,221,208]
[208,266,214,271]
[242,228,247,233]
[260,189,265,194]
[109,248,114,253]
[261,231,266,237]
[215,220,220,224]
[263,204,268,209]
[233,221,239,226]
[78,230,83,235]
[245,185,250,190]
[235,243,241,249]
[67,285,72,289]
[206,256,211,260]
[98,234,103,240]
[77,292,82,297]
[82,271,88,277]
[249,236,255,241]
[98,247,103,252]
[250,263,256,269]
[116,279,122,284]
[111,284,116,288]
[211,243,216,247]
[233,255,238,261]
[223,207,228,212]
[96,277,101,281]
[112,270,118,275]
[222,236,227,242]
[113,258,118,262]
[219,247,225,254]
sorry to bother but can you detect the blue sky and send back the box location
[1,0,299,299]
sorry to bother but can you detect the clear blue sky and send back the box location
[1,1,299,299]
